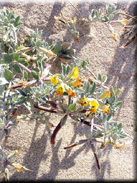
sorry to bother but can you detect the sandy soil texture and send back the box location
[0,0,136,180]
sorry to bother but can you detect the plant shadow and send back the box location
[104,2,136,121]
[9,122,49,180]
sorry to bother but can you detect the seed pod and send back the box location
[37,47,56,57]
[16,47,33,53]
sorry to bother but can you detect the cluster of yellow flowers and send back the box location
[50,66,82,97]
[50,66,111,114]
[80,90,111,114]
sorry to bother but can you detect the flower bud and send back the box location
[48,100,60,109]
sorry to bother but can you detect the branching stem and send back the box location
[12,61,31,73]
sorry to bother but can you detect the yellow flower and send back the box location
[69,16,77,24]
[72,77,82,87]
[105,90,111,97]
[11,163,32,172]
[12,163,23,172]
[102,104,110,114]
[54,16,60,21]
[99,90,110,99]
[89,100,99,113]
[80,95,89,106]
[67,88,76,97]
[113,142,125,150]
[50,74,59,85]
[56,84,64,95]
[120,19,129,25]
[112,32,118,41]
[14,150,20,156]
[70,66,79,79]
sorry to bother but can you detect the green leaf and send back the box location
[98,73,102,82]
[63,54,72,60]
[115,89,122,96]
[0,118,5,128]
[98,9,102,18]
[107,113,112,121]
[31,71,39,80]
[104,121,109,132]
[103,15,109,22]
[67,103,76,113]
[13,64,22,73]
[107,5,113,14]
[110,87,115,97]
[90,82,96,94]
[106,5,109,14]
[15,22,22,27]
[3,54,12,64]
[66,65,70,75]
[23,70,28,81]
[85,81,90,93]
[4,69,13,81]
[91,9,95,17]
[17,88,27,96]
[36,40,41,47]
[114,101,122,107]
[4,129,9,135]
[8,47,14,54]
[17,58,26,64]
[14,98,26,106]
[118,123,122,129]
[13,54,19,61]
[81,60,88,68]
[109,14,114,21]
[102,75,107,83]
[60,114,68,126]
[14,16,20,26]
[54,42,62,54]
[62,64,66,76]
[41,60,46,68]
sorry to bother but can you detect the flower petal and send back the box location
[56,84,64,95]
[70,66,79,79]
[80,95,89,106]
[50,74,59,85]
[72,77,82,87]
[67,88,76,97]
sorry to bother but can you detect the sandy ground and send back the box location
[0,0,136,180]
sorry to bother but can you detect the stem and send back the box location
[64,139,88,149]
[86,66,109,90]
[3,79,13,119]
[34,104,58,113]
[68,1,82,21]
[117,12,137,21]
[90,76,109,90]
[12,61,31,73]
[86,67,98,80]
[90,115,94,135]
[68,96,71,105]
[90,140,101,174]
[69,113,104,130]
